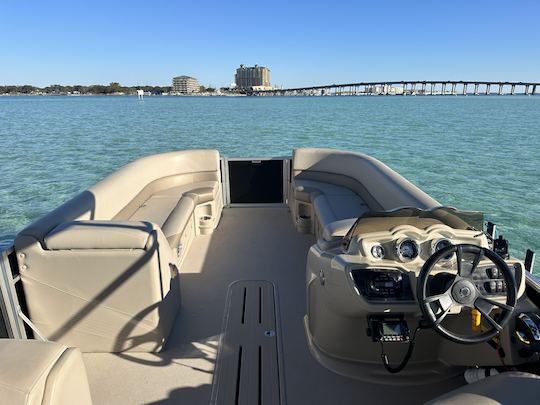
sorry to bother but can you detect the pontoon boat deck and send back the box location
[1,148,539,405]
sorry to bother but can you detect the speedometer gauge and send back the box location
[397,239,420,261]
[433,239,453,260]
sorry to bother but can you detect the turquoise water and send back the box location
[0,95,538,271]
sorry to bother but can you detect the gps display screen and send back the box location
[381,322,402,336]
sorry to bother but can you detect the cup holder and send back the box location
[297,214,312,234]
[199,215,214,235]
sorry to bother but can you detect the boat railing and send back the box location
[0,246,27,339]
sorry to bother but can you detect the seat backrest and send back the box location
[16,149,220,243]
[0,339,93,405]
[292,148,439,211]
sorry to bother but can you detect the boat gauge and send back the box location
[396,239,420,261]
[371,244,385,260]
[433,239,454,261]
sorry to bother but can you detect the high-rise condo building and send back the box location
[172,76,200,94]
[235,65,271,89]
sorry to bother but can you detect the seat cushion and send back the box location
[313,194,369,240]
[425,372,540,404]
[127,180,218,248]
[129,181,218,229]
[294,179,356,203]
[129,195,180,227]
[0,339,92,405]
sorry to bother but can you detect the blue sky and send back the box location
[1,0,538,87]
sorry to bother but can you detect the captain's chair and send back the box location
[0,339,93,405]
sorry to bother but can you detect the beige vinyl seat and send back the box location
[14,150,223,352]
[123,180,220,248]
[294,179,369,240]
[0,339,92,405]
[290,148,439,240]
[425,372,540,404]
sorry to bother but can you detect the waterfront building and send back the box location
[172,76,200,94]
[235,64,271,89]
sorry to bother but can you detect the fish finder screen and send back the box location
[381,322,402,336]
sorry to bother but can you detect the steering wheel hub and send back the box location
[451,279,476,305]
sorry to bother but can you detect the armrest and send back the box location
[44,220,156,250]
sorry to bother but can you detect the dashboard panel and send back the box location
[336,223,526,307]
[349,223,489,268]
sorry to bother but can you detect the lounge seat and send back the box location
[0,339,93,405]
[290,148,439,240]
[14,150,223,352]
[425,372,540,404]
[125,180,219,248]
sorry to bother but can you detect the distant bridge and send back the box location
[252,81,539,96]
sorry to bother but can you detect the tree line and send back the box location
[0,82,173,95]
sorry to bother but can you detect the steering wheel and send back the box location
[417,244,516,344]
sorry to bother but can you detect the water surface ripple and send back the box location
[0,96,538,271]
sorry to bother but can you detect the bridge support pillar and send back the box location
[463,83,467,95]
[511,84,516,95]
[525,85,530,95]
[533,85,537,95]
[430,83,435,95]
[451,83,456,95]
[421,83,426,94]
[442,83,446,95]
[498,84,504,95]
[474,83,479,95]
[486,84,491,95]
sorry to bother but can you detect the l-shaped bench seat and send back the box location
[116,179,221,250]
[14,150,224,353]
[290,148,440,240]
[293,179,370,240]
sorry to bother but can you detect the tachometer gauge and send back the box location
[397,239,420,261]
[371,244,385,259]
[433,239,453,260]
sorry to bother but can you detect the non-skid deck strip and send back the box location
[211,280,281,405]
